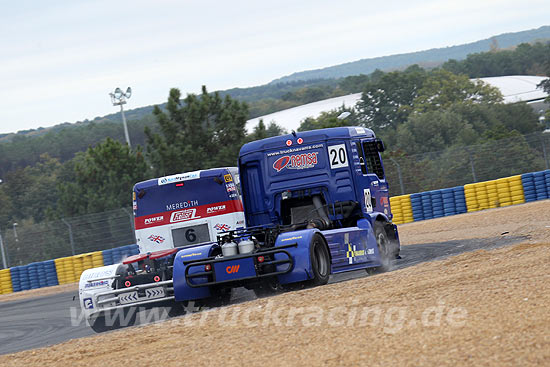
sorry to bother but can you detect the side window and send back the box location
[355,142,367,174]
[361,141,385,179]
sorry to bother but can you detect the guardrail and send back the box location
[1,169,549,295]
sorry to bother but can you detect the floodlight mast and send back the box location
[109,87,132,148]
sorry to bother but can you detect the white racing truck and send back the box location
[79,168,245,331]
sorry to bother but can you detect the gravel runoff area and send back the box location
[0,200,549,366]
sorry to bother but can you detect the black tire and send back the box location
[253,279,282,298]
[89,307,137,333]
[206,288,232,307]
[367,221,391,274]
[308,233,331,286]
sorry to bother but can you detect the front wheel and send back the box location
[308,233,331,286]
[88,307,137,333]
[367,221,392,274]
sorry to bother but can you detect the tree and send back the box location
[298,107,357,132]
[145,86,249,176]
[356,65,427,131]
[57,138,150,216]
[412,69,502,113]
[248,120,288,141]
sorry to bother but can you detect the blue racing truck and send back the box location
[172,126,400,301]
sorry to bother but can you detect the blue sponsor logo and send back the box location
[85,280,109,288]
[83,297,94,309]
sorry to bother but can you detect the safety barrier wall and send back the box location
[2,170,550,295]
[1,244,138,294]
[389,195,414,225]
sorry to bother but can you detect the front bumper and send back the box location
[184,243,296,288]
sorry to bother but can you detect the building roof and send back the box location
[246,75,549,133]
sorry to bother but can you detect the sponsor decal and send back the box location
[166,200,199,211]
[364,189,373,213]
[226,183,237,192]
[133,192,136,201]
[380,196,389,206]
[273,156,290,172]
[133,202,138,210]
[344,233,366,264]
[226,265,240,274]
[224,174,233,182]
[144,216,164,225]
[207,205,226,214]
[170,208,200,223]
[272,152,319,172]
[214,223,230,231]
[148,234,165,244]
[82,269,115,281]
[266,144,323,157]
[236,219,245,225]
[85,280,109,288]
[83,297,94,309]
[158,171,200,185]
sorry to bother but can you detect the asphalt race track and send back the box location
[0,235,525,355]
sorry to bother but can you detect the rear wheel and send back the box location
[253,279,282,298]
[308,233,331,286]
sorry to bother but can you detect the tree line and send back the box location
[1,40,549,232]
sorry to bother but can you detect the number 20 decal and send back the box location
[328,144,348,169]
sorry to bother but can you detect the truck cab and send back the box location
[239,127,393,234]
[172,127,400,303]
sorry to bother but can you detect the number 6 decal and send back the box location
[328,144,348,169]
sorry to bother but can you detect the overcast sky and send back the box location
[1,0,549,134]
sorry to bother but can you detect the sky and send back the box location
[1,0,550,134]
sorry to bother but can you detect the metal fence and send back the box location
[384,131,550,196]
[1,130,549,268]
[0,208,135,268]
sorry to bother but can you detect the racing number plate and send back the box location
[172,223,210,247]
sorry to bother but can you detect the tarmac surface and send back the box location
[0,235,525,355]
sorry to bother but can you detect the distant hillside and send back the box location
[270,25,550,84]
[2,25,549,144]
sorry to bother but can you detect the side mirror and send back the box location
[375,138,385,152]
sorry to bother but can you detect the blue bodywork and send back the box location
[172,127,399,302]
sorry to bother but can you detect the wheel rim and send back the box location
[314,241,329,277]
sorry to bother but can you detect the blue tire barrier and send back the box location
[102,249,114,266]
[10,267,21,292]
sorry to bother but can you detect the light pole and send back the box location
[0,179,5,267]
[0,231,7,269]
[13,223,18,244]
[109,87,133,148]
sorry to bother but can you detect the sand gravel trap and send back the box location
[1,201,549,366]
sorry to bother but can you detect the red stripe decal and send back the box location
[135,200,243,229]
